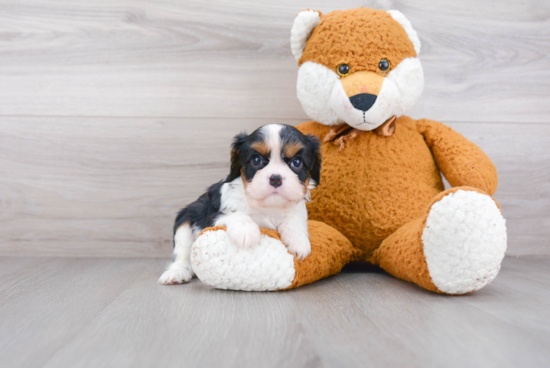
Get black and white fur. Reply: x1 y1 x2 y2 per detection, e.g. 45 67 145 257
159 124 322 285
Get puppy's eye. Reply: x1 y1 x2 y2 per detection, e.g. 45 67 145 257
337 64 350 77
251 154 263 168
378 58 391 73
290 158 303 169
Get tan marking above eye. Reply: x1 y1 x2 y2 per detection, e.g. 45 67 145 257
283 141 304 158
250 140 270 156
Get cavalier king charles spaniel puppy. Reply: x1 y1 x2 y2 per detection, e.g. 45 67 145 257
159 124 322 284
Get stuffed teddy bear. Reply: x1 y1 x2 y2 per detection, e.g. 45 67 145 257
190 7 507 294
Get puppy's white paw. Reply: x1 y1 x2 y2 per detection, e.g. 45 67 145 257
283 233 311 260
158 265 194 285
226 221 262 249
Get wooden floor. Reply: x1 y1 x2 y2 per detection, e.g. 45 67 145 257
0 256 548 368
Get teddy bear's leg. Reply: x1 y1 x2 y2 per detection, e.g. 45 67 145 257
372 187 507 294
191 220 359 291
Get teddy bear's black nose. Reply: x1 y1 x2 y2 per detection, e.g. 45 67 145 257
349 93 377 112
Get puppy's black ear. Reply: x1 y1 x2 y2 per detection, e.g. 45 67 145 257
227 132 248 182
305 134 322 186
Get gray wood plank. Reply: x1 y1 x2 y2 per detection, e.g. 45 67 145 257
294 263 550 368
458 257 550 334
0 258 151 368
0 117 548 257
0 257 49 279
0 0 548 123
0 256 548 368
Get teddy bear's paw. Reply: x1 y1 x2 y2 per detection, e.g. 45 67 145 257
158 264 194 285
191 229 296 291
422 190 507 294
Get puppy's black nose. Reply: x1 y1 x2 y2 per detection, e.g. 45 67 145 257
349 93 377 112
269 174 282 188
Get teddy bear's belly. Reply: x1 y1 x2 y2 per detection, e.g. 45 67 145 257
306 127 444 261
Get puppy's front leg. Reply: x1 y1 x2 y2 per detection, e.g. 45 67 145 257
278 216 311 260
216 212 262 249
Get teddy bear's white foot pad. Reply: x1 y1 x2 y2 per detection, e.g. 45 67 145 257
422 190 507 294
191 230 296 291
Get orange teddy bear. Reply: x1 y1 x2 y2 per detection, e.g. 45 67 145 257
190 8 507 294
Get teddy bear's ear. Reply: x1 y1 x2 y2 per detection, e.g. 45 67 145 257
387 10 421 55
290 10 322 61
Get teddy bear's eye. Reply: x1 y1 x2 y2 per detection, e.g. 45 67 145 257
337 64 350 77
378 58 391 73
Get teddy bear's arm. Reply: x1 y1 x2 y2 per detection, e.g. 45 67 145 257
417 119 498 195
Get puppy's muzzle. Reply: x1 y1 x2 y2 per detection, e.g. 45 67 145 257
349 93 377 112
269 174 282 188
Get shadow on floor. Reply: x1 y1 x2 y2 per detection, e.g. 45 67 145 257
340 261 385 273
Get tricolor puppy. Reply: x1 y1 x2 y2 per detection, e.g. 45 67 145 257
159 124 321 285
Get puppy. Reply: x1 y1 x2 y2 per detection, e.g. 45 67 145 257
158 124 322 285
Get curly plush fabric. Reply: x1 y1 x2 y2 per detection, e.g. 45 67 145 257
293 119 505 293
417 120 498 195
189 7 507 294
192 221 358 291
421 189 506 294
299 8 417 76
192 226 295 291
372 187 505 294
291 10 322 61
285 220 360 289
296 118 500 262
297 117 446 260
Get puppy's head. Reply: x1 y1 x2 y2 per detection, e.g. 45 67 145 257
228 124 321 208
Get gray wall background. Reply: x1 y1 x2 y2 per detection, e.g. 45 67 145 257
0 0 548 258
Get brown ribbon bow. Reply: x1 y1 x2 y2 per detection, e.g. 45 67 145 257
323 115 397 151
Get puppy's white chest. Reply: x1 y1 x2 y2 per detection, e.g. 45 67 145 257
249 210 286 230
